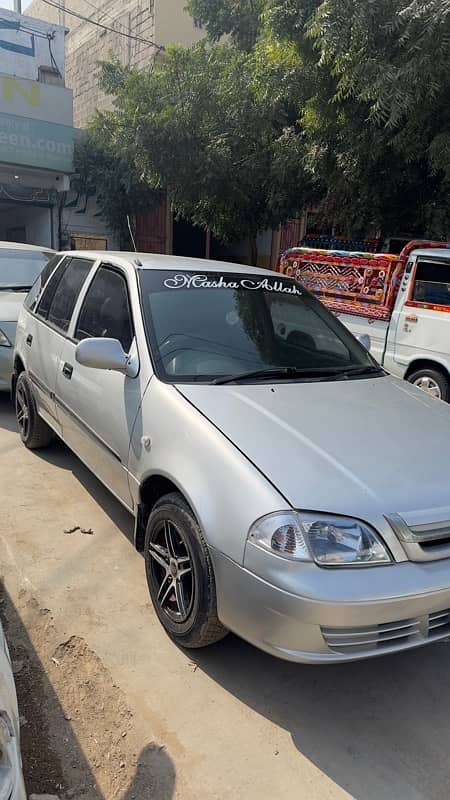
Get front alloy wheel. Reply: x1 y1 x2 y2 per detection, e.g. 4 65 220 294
144 493 227 649
148 520 194 622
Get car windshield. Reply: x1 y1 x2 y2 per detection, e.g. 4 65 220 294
0 248 53 291
139 269 380 384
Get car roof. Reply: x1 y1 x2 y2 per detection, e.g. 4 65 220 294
58 251 278 277
0 241 55 253
411 248 450 258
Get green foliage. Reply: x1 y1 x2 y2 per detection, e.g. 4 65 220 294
266 0 450 237
73 116 160 248
91 44 312 258
78 0 450 252
185 0 265 50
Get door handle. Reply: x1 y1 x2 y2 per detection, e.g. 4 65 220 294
26 334 33 346
62 362 73 380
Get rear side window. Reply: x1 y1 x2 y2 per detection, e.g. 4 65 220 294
75 266 133 353
36 257 93 333
25 254 63 311
413 260 450 306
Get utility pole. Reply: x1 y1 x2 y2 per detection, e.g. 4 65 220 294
14 1 22 12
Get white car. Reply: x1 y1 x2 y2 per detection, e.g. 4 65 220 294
0 242 55 391
0 620 26 799
11 251 450 663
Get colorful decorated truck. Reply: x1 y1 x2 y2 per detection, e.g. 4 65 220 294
277 241 450 401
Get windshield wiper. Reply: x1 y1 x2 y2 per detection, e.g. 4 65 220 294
213 366 349 385
0 285 32 292
213 364 384 386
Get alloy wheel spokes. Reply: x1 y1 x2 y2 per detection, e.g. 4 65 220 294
149 520 194 622
16 387 29 435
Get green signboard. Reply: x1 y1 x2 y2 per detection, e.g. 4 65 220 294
0 111 74 172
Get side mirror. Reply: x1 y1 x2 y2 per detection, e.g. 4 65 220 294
357 334 371 351
75 337 129 373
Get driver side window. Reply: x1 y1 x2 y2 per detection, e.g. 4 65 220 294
75 265 133 353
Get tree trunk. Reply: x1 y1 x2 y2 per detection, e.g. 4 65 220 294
249 237 258 266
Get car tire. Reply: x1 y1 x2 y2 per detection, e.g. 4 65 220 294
144 492 228 649
407 367 450 402
15 372 54 449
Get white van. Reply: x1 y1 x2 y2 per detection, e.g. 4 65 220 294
278 241 450 400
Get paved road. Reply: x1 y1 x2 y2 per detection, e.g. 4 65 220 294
0 393 449 800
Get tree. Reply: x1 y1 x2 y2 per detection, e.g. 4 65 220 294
90 43 312 263
265 0 450 238
186 0 265 50
74 120 160 249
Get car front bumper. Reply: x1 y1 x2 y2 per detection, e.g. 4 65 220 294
0 345 13 392
211 547 450 663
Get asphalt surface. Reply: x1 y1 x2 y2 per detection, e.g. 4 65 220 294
0 392 449 800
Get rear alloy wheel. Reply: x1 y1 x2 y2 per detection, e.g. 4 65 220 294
408 368 450 402
15 372 54 449
145 493 227 649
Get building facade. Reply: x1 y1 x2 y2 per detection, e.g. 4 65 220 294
26 0 204 127
0 6 74 247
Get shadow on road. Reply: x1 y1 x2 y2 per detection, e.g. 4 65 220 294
0 583 176 800
122 745 176 800
33 436 135 547
189 633 450 800
0 392 18 433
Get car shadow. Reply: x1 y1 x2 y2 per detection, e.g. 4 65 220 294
35 436 136 548
188 633 450 800
0 582 176 800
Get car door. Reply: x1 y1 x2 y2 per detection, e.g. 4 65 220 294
390 256 450 372
54 263 142 510
25 256 94 431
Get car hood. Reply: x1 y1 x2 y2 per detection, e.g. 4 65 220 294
0 290 26 321
178 375 450 520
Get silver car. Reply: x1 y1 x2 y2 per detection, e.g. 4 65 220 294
11 252 450 662
0 619 26 800
0 242 55 391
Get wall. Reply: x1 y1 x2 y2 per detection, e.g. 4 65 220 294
155 0 204 48
0 7 66 80
26 0 203 129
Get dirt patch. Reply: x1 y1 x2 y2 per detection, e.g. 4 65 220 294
0 586 176 800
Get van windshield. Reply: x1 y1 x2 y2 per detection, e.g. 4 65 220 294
139 270 380 384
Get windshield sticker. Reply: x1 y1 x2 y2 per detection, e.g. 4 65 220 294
163 274 302 294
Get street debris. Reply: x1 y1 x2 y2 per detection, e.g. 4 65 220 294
51 657 60 667
12 658 25 675
64 526 95 535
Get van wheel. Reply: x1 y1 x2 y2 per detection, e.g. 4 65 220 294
15 372 54 449
144 493 228 649
407 368 450 401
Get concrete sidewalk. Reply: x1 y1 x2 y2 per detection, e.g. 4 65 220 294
0 394 447 800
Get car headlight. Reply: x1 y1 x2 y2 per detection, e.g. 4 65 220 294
248 511 391 566
0 329 11 347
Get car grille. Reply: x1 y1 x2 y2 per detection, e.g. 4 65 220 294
322 608 450 655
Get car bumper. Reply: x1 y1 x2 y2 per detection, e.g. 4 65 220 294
0 345 13 392
211 547 450 663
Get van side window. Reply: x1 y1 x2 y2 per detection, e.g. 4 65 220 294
36 257 93 333
75 266 133 353
412 260 450 306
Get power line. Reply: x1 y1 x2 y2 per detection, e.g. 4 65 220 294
79 0 135 42
39 0 165 51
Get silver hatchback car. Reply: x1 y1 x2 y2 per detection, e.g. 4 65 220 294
12 252 450 662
